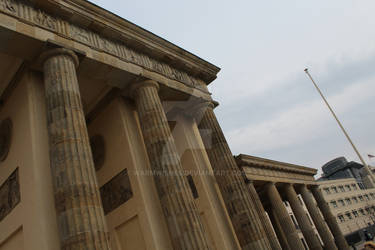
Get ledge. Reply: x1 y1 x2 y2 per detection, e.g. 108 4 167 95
235 154 318 176
30 0 220 84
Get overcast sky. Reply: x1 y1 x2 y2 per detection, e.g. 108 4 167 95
90 0 375 177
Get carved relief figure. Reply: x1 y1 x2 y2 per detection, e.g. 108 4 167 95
70 25 91 44
100 169 133 214
0 169 20 222
34 9 56 30
0 0 16 13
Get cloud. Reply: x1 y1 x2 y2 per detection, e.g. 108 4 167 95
217 53 375 173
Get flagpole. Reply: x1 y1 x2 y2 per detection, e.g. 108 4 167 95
304 68 375 186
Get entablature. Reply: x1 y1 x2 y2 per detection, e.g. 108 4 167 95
235 154 318 185
0 0 219 101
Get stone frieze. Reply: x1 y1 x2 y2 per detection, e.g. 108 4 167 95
0 0 207 92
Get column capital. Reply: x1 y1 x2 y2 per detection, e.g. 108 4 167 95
186 99 216 122
39 48 79 68
129 79 159 99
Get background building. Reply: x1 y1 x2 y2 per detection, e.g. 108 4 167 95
318 157 375 244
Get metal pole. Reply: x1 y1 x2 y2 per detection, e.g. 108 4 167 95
304 68 375 185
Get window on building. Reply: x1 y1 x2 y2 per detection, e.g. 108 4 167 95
370 193 375 199
364 194 370 201
345 198 352 205
332 187 338 193
338 199 345 206
345 185 351 191
359 196 364 202
339 186 345 192
366 207 371 213
353 210 359 217
346 213 352 220
352 197 358 203
358 182 365 190
338 215 345 222
330 201 338 208
352 184 358 190
324 188 331 195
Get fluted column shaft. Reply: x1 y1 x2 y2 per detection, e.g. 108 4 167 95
285 184 322 250
300 185 338 250
269 208 291 250
131 80 209 250
193 102 271 249
266 183 305 250
247 181 281 250
311 186 350 250
40 48 110 250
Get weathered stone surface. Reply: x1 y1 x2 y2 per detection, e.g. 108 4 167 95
130 80 210 250
284 184 322 250
247 181 281 250
0 0 208 92
192 101 272 250
265 182 305 250
0 168 19 222
40 48 110 250
100 169 133 215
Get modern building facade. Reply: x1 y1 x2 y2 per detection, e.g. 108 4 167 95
319 157 366 184
318 177 375 236
0 1 349 249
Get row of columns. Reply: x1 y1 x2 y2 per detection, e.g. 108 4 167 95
40 48 211 249
38 47 350 250
192 102 272 249
255 181 349 250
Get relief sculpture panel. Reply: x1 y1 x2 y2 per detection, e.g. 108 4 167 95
0 168 20 222
0 0 208 92
0 0 16 13
100 169 133 215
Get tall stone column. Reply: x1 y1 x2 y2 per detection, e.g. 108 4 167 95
311 186 350 250
265 182 305 250
39 48 110 250
268 207 291 250
299 185 338 250
191 101 271 249
130 80 209 250
247 181 281 250
285 184 322 250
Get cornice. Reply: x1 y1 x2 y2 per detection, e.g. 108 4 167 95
235 154 317 176
30 0 220 84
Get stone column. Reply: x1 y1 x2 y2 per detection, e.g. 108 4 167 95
299 185 338 250
247 181 281 250
39 48 110 250
285 184 322 250
269 207 291 250
191 101 271 249
311 186 350 250
265 182 305 250
130 80 209 250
